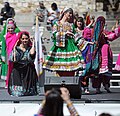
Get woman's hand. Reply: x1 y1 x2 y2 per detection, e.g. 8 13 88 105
66 31 74 37
103 32 108 37
60 87 70 102
31 38 35 47
30 37 35 55
89 42 94 45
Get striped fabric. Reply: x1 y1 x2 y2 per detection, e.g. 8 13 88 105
43 22 85 74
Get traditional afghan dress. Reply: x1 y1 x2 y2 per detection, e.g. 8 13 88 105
43 21 85 76
75 27 93 89
74 27 93 77
108 26 120 71
8 46 38 96
99 26 120 75
115 53 120 71
75 27 93 64
0 33 7 80
90 17 120 88
0 20 20 81
5 31 20 87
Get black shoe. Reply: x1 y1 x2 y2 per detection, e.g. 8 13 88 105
104 88 111 93
104 84 111 93
95 88 102 94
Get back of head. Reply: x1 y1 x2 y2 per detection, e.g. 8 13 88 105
42 89 64 116
95 16 105 31
92 16 105 41
99 113 112 116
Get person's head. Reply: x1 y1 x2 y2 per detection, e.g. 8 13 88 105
75 16 85 30
7 18 16 26
94 16 105 31
4 2 10 8
99 113 112 116
7 20 15 33
92 16 105 46
82 12 88 20
60 8 74 23
74 11 79 19
42 88 64 116
17 31 31 46
51 3 58 11
6 18 17 33
39 1 45 9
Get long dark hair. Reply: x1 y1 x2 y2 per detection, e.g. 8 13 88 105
75 16 85 30
17 31 31 46
51 2 58 11
42 88 64 116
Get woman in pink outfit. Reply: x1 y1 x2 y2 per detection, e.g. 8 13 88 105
115 54 120 71
114 22 120 71
93 18 120 93
5 20 19 88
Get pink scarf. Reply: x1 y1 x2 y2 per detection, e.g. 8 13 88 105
6 32 18 58
5 32 18 87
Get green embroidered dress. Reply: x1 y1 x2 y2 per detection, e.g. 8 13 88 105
0 33 7 80
43 21 85 74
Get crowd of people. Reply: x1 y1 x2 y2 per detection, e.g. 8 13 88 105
0 1 120 95
0 1 120 116
40 3 120 94
0 1 120 96
33 1 60 26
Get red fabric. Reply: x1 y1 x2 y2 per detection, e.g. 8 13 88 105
86 13 91 26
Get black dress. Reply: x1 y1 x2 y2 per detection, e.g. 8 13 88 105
8 46 39 96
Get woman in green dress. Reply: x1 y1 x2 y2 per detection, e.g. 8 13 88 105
0 18 20 86
43 8 85 76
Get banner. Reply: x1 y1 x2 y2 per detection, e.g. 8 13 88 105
34 16 43 76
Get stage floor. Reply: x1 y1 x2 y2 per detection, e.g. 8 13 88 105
0 87 120 103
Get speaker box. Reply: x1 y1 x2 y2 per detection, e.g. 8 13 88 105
44 76 81 99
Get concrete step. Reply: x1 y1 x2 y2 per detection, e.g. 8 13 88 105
106 10 120 19
0 79 5 88
110 80 120 88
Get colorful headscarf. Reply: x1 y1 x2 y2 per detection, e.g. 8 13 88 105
1 18 20 36
7 21 15 29
59 7 73 21
83 16 105 76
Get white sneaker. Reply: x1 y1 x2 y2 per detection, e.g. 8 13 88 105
84 89 90 94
